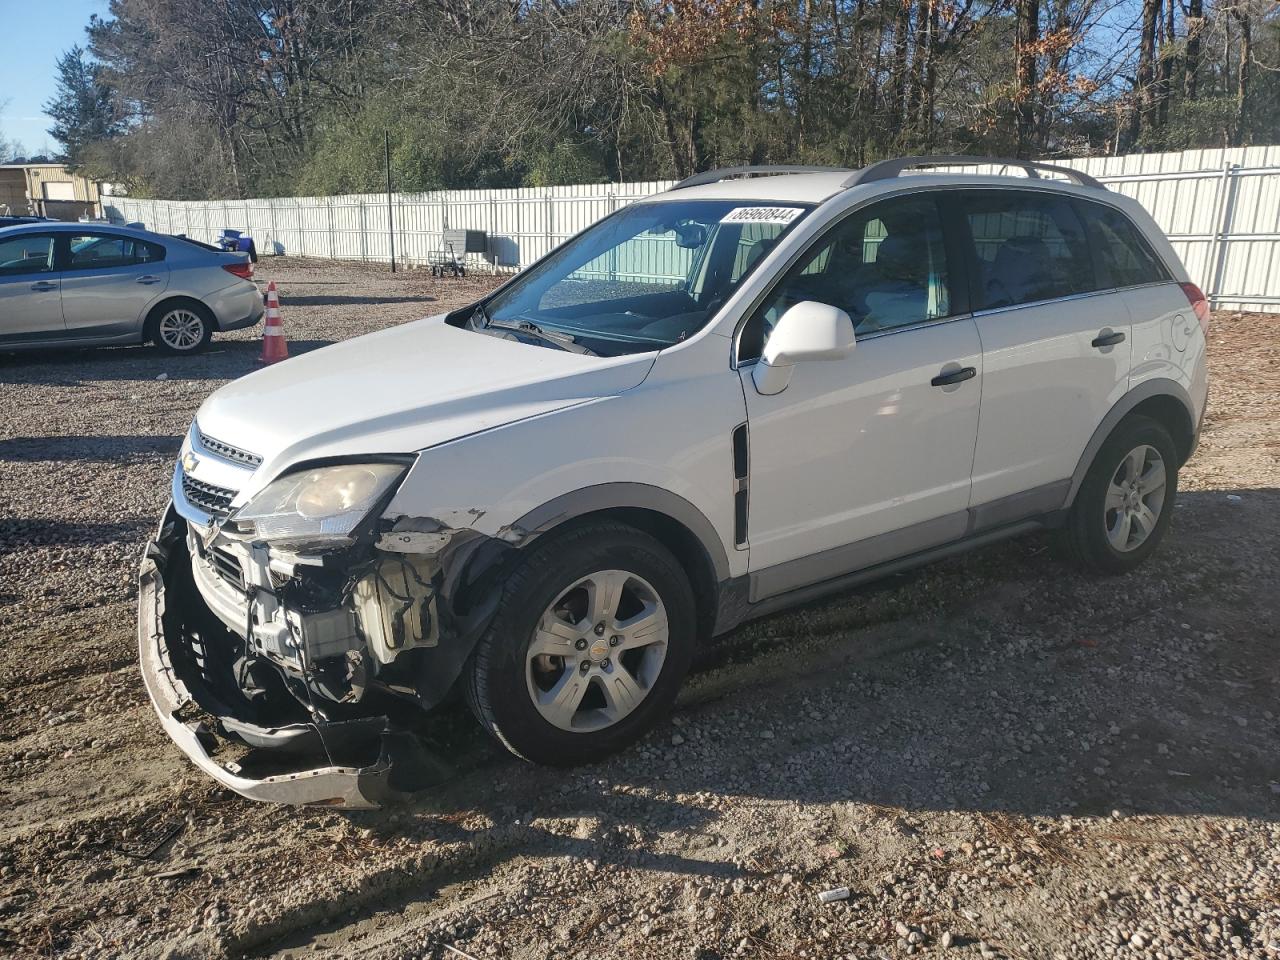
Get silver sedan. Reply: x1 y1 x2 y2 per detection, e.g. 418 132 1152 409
0 222 262 355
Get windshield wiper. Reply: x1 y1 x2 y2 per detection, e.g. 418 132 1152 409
482 314 596 356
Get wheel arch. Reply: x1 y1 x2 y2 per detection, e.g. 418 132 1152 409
406 487 726 710
1066 379 1196 506
507 484 729 640
144 295 215 340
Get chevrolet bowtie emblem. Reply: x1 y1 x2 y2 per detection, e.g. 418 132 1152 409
181 451 200 473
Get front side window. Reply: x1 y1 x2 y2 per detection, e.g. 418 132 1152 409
740 194 952 361
960 190 1094 309
66 234 163 270
1076 203 1169 288
477 200 811 356
0 234 55 276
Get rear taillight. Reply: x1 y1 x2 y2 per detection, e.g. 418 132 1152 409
222 261 254 280
1180 282 1210 335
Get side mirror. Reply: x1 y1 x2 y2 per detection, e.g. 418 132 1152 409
751 301 856 395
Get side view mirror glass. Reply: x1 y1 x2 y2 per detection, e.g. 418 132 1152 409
752 301 856 395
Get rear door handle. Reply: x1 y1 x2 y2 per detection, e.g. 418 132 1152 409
931 366 977 387
136 275 162 285
1092 330 1126 348
30 280 58 292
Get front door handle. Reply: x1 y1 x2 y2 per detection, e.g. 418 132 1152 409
931 366 977 387
30 280 58 292
1092 330 1126 348
135 275 162 285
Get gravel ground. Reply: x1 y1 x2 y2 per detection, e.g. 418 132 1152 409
0 259 1276 960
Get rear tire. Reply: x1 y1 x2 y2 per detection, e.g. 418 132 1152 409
1061 415 1179 575
148 300 214 355
463 521 696 765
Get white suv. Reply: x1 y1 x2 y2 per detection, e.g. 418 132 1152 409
139 157 1209 806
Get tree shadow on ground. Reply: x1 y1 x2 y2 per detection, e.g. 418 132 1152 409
391 484 1280 838
0 435 182 462
241 486 1280 955
0 339 336 385
282 295 434 307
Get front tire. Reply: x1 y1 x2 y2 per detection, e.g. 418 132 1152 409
1062 415 1179 574
463 521 696 765
148 301 214 355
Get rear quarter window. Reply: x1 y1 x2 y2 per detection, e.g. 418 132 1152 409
1075 202 1170 288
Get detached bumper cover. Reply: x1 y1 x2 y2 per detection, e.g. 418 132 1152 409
138 547 397 808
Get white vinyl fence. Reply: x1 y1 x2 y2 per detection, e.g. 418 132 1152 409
106 145 1280 312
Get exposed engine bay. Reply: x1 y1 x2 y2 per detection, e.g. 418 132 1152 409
189 525 442 709
139 493 514 807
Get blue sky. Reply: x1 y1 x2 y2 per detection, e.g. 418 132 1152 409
0 0 108 154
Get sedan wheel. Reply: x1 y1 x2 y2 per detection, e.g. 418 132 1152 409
159 309 205 349
151 303 213 354
526 570 669 733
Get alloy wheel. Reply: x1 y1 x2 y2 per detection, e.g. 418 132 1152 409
158 309 205 350
525 569 669 732
1104 443 1167 552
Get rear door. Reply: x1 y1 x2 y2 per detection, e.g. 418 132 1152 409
57 232 169 338
956 189 1132 513
1074 200 1186 393
0 232 64 343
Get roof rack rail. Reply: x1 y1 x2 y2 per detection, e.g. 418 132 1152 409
843 155 1104 191
671 164 853 190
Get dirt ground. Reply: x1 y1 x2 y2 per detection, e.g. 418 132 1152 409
0 258 1276 960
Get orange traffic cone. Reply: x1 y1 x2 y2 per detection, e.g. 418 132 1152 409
260 281 289 364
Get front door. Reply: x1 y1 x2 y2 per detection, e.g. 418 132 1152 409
0 232 63 344
954 190 1133 509
58 232 169 338
737 193 983 600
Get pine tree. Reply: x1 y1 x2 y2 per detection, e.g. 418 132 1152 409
44 46 120 165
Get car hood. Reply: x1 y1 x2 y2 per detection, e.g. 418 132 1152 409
194 315 656 481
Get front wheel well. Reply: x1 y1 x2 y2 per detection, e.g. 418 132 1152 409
517 508 721 642
1125 394 1195 466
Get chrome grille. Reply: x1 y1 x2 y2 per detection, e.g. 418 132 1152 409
181 473 236 517
197 430 263 467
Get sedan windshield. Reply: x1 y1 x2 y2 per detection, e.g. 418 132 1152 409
474 199 811 356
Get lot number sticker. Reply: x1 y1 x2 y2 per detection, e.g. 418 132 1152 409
720 206 805 225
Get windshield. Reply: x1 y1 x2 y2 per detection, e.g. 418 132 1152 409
476 199 811 356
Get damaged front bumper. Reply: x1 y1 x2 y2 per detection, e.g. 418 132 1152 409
137 507 454 808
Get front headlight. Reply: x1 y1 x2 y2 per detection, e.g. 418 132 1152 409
231 462 407 549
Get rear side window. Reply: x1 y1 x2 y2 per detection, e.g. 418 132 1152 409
0 234 55 275
65 234 165 270
959 191 1094 309
1076 203 1169 288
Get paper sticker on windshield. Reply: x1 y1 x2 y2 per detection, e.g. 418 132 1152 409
720 206 804 225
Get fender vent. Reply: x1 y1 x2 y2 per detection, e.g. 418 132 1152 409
732 423 749 546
